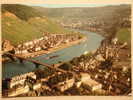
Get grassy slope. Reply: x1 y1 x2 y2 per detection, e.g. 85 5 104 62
2 16 43 45
2 15 72 45
116 28 131 45
28 17 69 34
2 4 75 45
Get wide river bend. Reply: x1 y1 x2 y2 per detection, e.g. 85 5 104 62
2 29 104 79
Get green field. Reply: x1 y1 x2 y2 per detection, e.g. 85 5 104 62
2 16 43 45
2 15 81 45
116 28 131 46
28 17 69 34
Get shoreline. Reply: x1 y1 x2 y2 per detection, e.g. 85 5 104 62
15 36 87 58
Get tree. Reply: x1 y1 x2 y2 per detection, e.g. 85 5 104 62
34 69 45 79
59 62 73 71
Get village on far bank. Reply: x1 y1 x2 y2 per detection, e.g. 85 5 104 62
2 31 84 59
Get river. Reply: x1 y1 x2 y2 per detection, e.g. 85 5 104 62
2 29 104 79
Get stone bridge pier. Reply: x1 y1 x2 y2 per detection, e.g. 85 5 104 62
33 62 41 68
3 53 42 68
3 53 16 61
18 58 24 63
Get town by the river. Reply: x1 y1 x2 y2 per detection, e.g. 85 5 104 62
2 4 131 97
2 29 103 79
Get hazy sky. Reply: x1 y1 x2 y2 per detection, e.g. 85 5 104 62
2 0 131 5
27 3 125 8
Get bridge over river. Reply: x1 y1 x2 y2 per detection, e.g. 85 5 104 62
4 53 67 73
2 29 104 79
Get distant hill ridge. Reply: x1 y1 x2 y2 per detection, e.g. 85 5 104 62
33 4 131 25
2 4 43 21
33 4 131 46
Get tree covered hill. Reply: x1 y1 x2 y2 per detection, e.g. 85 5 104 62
34 4 131 45
2 4 43 21
34 4 131 22
2 4 71 45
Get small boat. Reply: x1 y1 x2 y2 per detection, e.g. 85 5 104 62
84 51 88 55
44 55 59 60
49 55 59 59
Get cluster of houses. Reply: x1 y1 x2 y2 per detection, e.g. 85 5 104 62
73 38 119 71
2 71 41 97
60 15 131 36
14 32 81 55
2 37 130 96
2 40 14 53
3 65 103 97
7 72 37 89
71 38 131 95
59 17 105 29
2 69 74 97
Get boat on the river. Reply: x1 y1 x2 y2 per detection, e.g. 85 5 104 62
84 51 88 55
45 55 59 59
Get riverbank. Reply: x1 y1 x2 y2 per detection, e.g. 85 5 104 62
3 30 103 79
15 36 87 58
3 37 131 97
